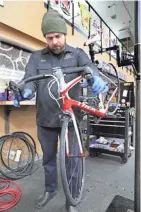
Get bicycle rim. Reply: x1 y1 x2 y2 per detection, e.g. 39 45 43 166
60 114 85 206
102 62 120 115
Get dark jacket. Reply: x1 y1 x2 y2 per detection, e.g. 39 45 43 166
23 44 99 127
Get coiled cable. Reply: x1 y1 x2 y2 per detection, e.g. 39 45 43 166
0 179 22 211
0 131 39 180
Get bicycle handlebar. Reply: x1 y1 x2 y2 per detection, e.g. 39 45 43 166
9 66 94 93
63 66 93 75
19 74 49 86
9 66 94 89
62 66 94 86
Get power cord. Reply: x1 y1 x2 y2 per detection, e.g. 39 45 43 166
0 179 22 211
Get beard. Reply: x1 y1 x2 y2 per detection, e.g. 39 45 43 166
48 42 66 55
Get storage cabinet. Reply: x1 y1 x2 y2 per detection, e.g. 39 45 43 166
86 108 134 163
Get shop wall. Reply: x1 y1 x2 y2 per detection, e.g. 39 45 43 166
0 23 46 50
0 107 5 135
0 1 134 81
0 1 47 42
0 1 134 155
0 1 47 153
9 106 42 153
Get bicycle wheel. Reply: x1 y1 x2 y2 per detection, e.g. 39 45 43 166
60 114 85 206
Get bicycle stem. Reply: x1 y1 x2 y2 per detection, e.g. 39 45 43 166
52 67 66 90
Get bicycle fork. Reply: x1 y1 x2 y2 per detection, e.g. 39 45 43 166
65 113 85 158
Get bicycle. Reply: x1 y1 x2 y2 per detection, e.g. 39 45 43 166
9 64 120 207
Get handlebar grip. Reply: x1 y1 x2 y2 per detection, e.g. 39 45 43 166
9 81 22 105
9 80 18 90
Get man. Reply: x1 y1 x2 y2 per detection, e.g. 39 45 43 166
14 9 108 212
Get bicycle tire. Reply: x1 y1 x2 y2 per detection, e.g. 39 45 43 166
0 134 36 180
60 114 85 206
107 63 120 115
100 62 120 115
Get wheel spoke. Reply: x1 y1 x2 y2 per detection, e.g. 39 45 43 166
60 116 85 206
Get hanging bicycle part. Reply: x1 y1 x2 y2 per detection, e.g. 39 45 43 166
83 40 120 122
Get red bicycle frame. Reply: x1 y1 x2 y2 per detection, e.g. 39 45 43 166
60 75 118 117
9 68 118 159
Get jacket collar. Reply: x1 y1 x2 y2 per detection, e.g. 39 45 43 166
42 44 74 55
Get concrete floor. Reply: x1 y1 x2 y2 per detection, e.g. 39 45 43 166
7 152 134 212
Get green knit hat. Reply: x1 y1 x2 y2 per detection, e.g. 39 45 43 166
41 9 67 36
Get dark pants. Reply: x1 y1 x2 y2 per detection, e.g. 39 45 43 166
37 125 81 197
37 125 61 192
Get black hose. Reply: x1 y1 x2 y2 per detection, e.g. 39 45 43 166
0 132 39 180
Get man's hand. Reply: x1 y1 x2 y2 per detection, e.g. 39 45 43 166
22 88 33 99
81 76 108 96
14 88 33 107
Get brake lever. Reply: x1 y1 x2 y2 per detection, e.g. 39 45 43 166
9 80 35 104
85 74 94 87
9 81 21 106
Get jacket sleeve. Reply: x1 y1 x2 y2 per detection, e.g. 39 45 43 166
23 53 38 93
76 47 99 76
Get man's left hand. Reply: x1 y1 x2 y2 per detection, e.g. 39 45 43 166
13 88 33 107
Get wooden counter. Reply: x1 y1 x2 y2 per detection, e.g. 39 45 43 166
0 101 35 105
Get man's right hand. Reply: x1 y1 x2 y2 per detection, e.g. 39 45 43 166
14 88 33 107
81 76 108 96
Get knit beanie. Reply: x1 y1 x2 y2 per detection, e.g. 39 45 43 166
41 9 67 36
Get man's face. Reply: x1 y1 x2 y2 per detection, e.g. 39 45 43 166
45 33 66 54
